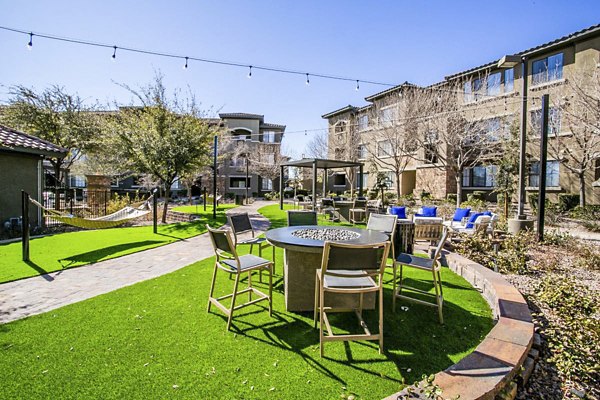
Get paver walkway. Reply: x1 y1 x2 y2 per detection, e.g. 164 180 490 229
0 201 272 324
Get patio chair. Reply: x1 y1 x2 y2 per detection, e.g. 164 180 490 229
287 210 318 226
314 240 391 356
366 213 399 291
394 227 449 323
206 225 273 331
227 212 276 276
320 198 340 222
414 222 444 245
349 199 368 224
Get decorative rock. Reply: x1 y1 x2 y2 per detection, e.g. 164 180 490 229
519 357 535 385
528 348 540 361
291 228 360 241
533 333 542 349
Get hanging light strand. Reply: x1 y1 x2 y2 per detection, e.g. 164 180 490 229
0 25 395 88
27 32 33 49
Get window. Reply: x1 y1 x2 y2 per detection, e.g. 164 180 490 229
334 121 347 134
261 178 273 191
486 72 501 96
69 175 86 188
529 161 560 187
473 78 483 101
263 153 275 164
377 140 393 157
229 177 250 188
504 68 514 92
462 165 497 187
131 176 142 188
110 177 120 188
424 131 438 164
530 107 561 136
172 178 182 190
230 158 245 167
383 171 395 186
357 144 368 159
483 117 502 142
532 53 563 85
357 172 369 189
595 158 600 182
263 131 276 143
380 107 395 127
333 174 346 186
463 81 473 102
358 115 369 131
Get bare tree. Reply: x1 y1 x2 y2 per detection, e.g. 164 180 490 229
546 66 600 206
406 79 506 206
305 131 329 159
329 118 361 195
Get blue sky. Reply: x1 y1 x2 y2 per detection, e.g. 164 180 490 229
0 1 597 157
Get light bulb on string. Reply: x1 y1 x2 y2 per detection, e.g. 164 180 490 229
183 57 188 70
304 130 307 136
305 73 310 86
247 66 252 78
111 46 117 62
355 80 360 91
27 32 33 50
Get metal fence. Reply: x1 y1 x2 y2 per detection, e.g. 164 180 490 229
42 188 111 227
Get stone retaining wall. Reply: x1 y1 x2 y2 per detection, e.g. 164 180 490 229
166 210 203 223
385 251 535 400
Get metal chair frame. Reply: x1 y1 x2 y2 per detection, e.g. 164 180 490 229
287 210 318 226
206 225 273 331
349 199 368 224
227 213 276 275
394 227 449 323
314 241 391 357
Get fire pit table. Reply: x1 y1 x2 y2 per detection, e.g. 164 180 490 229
265 226 389 312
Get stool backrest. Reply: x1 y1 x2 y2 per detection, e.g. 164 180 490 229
353 199 368 209
287 210 318 226
228 213 253 236
321 242 390 279
207 225 238 260
367 213 397 235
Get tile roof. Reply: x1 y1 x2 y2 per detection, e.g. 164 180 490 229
0 124 68 157
445 23 600 80
219 113 264 121
364 81 417 102
260 122 286 130
321 105 357 119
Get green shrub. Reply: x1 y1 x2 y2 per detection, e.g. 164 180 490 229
536 275 600 386
470 191 487 201
420 190 431 200
460 197 487 212
568 205 600 221
446 193 457 204
558 193 580 211
529 193 539 213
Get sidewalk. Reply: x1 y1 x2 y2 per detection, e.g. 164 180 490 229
0 201 272 324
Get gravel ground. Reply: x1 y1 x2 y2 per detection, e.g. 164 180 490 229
504 239 600 400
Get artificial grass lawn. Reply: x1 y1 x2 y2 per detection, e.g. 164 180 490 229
0 204 238 284
0 203 493 399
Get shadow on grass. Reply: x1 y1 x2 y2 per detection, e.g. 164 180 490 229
23 260 55 282
59 240 164 267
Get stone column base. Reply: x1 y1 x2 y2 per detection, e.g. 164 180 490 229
507 218 535 234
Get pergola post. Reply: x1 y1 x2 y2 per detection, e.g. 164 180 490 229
279 165 284 210
312 160 317 210
322 168 327 196
358 164 364 197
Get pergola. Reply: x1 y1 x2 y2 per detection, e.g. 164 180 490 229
279 158 365 210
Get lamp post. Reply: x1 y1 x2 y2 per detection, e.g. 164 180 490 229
497 55 535 232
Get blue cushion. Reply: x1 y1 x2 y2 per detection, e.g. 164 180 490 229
482 210 493 217
419 206 437 217
465 212 483 229
390 206 406 219
452 207 471 222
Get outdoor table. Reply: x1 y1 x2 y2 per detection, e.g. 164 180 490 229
265 226 389 312
332 201 354 222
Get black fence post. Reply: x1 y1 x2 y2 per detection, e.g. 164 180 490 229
153 188 158 234
213 135 218 220
537 94 550 242
22 190 30 261
203 187 207 212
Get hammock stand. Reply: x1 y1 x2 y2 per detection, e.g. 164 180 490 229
21 189 158 261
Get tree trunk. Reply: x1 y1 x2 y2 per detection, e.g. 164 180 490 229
455 174 462 208
162 183 171 223
187 186 192 205
579 172 586 207
396 172 401 199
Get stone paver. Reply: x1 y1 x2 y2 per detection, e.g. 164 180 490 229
0 201 273 324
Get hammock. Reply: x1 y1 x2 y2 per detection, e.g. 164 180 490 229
29 198 152 229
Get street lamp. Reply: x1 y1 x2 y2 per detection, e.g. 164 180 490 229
497 55 534 232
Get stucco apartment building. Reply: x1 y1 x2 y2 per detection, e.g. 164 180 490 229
218 113 286 198
322 24 600 204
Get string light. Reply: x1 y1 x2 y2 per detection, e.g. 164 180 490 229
111 45 117 61
247 65 252 78
27 32 33 50
355 80 359 91
305 73 310 86
183 56 188 69
0 25 394 88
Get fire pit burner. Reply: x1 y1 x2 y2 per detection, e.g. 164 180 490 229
291 228 360 241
